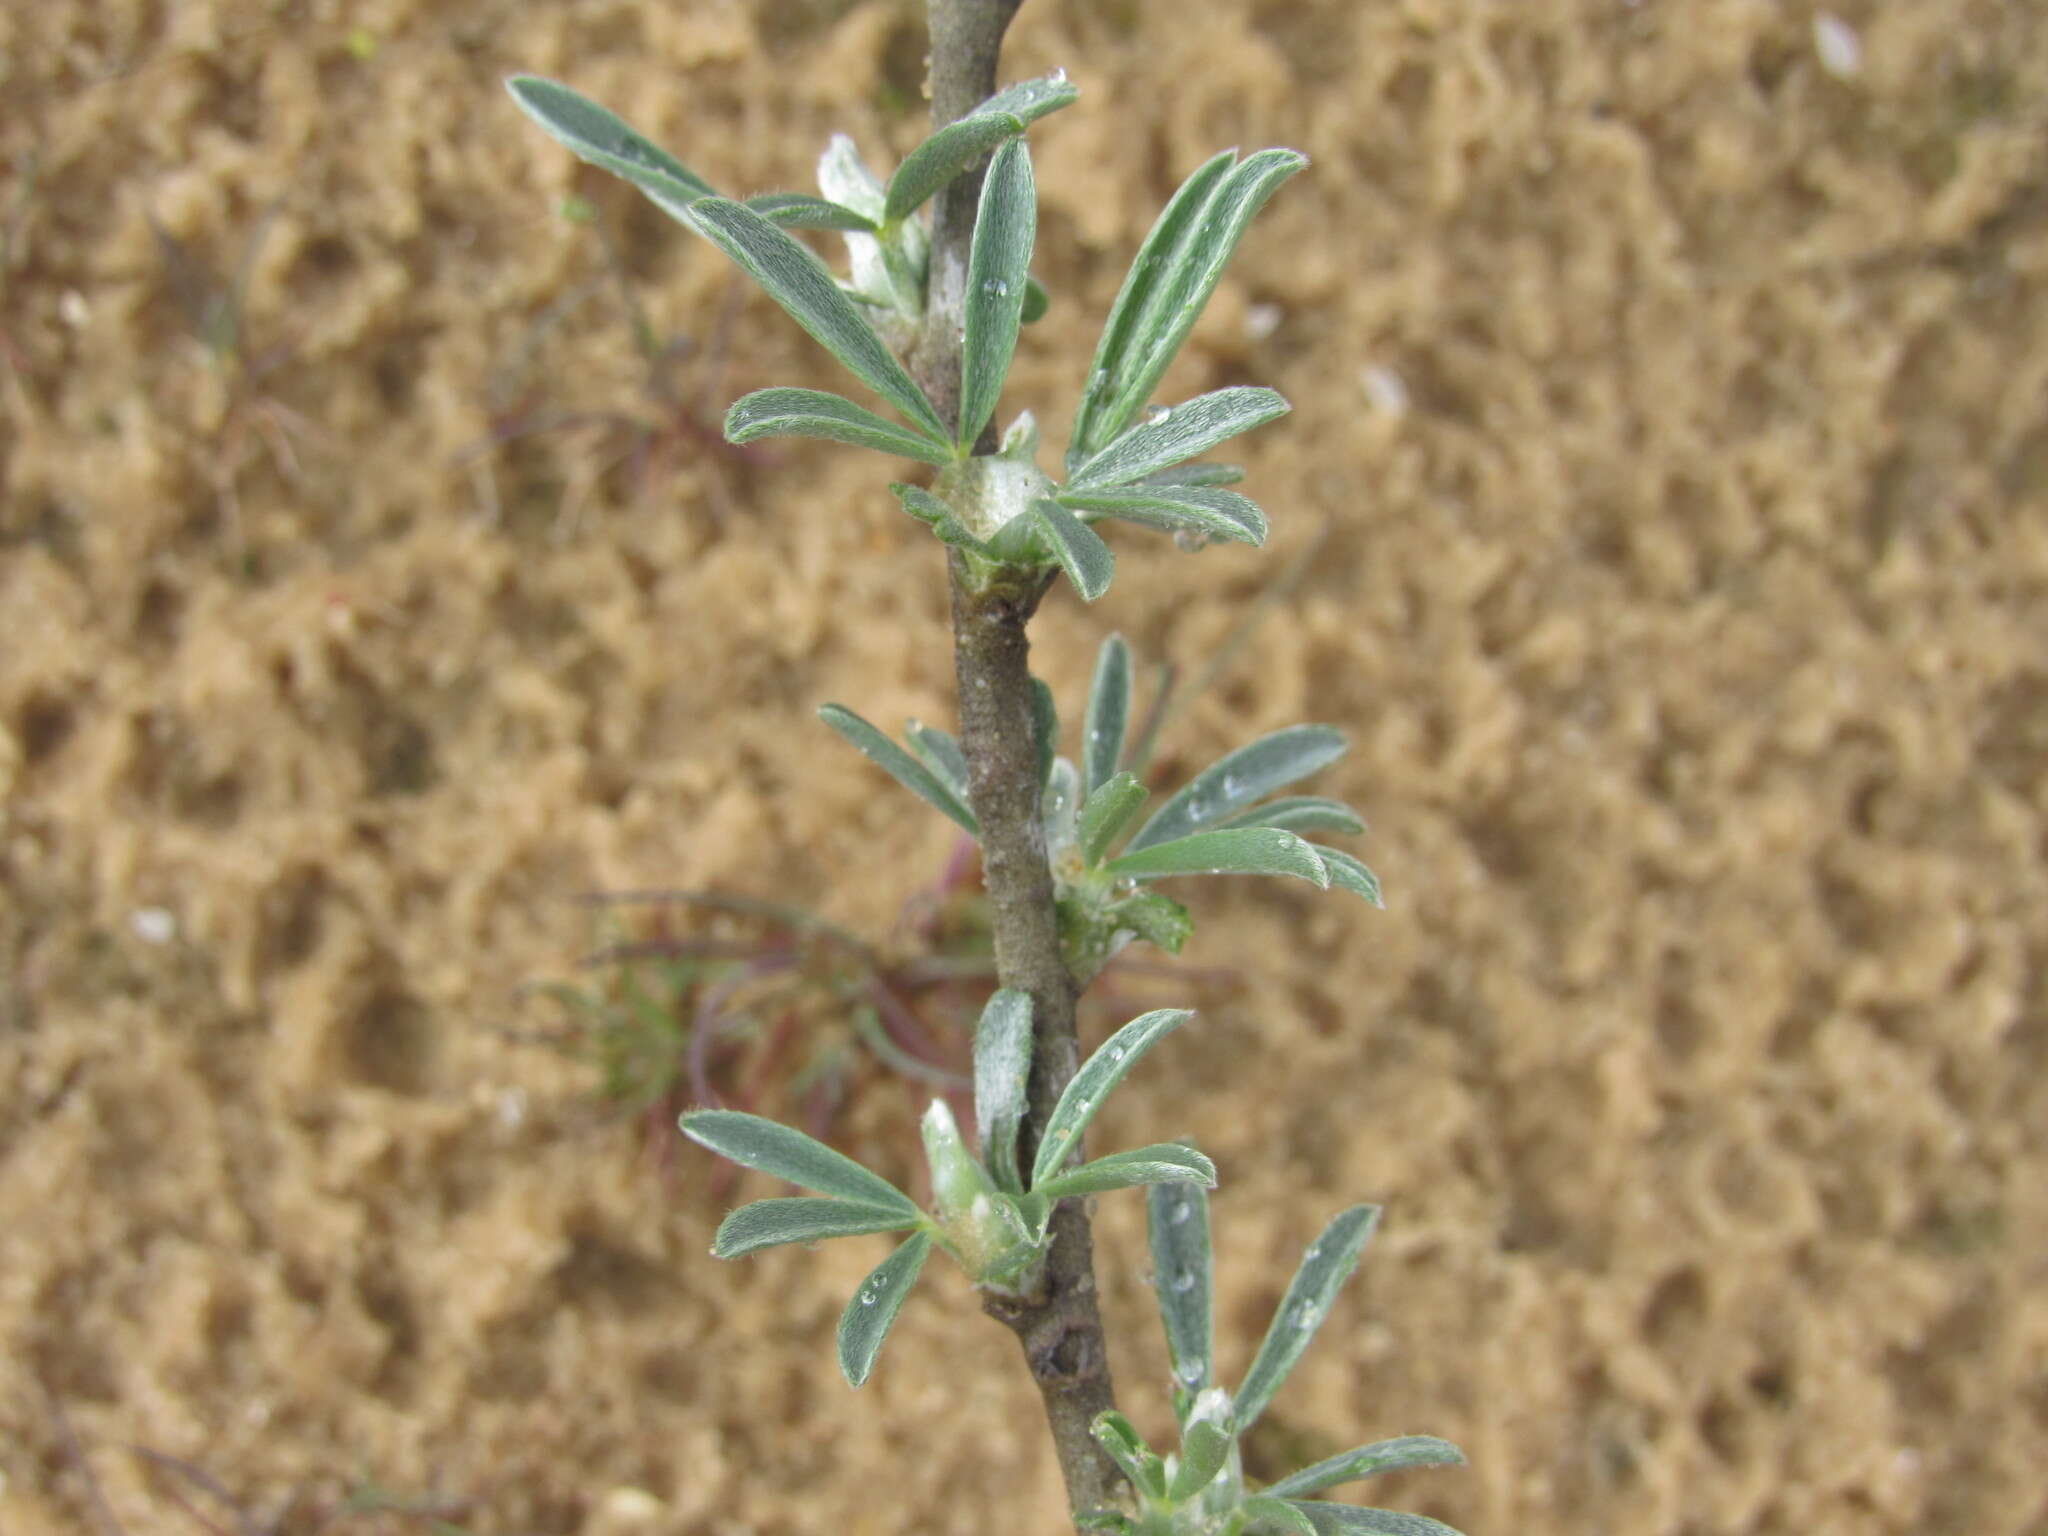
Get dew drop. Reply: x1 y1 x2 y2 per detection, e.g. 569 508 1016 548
1172 1270 1197 1294
1292 1302 1320 1330
1086 368 1110 398
1144 404 1172 425
1109 1045 1127 1062
983 277 1010 297
1220 773 1241 798
860 1289 878 1306
1178 1357 1206 1386
1050 66 1068 85
1170 1199 1193 1225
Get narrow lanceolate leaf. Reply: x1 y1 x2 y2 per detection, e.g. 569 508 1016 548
818 703 980 835
1102 827 1330 889
837 1231 932 1387
904 721 970 806
711 1197 922 1259
1239 1498 1318 1536
1113 889 1194 954
1077 771 1148 866
680 1110 920 1216
1235 1204 1382 1431
958 137 1036 448
1141 461 1245 489
1099 148 1309 440
1168 1419 1234 1502
1148 1177 1214 1398
1091 1412 1168 1501
506 76 716 222
725 388 954 466
1309 845 1384 909
1030 1008 1194 1189
743 192 878 231
1083 633 1132 797
1059 485 1268 547
892 483 991 554
1070 150 1236 464
687 199 945 440
1129 725 1349 852
1031 499 1115 601
1067 386 1291 491
1218 796 1367 837
1033 1142 1217 1200
1285 1504 1466 1536
883 111 1025 224
975 71 1080 127
973 989 1034 1195
1021 274 1050 324
1263 1438 1469 1501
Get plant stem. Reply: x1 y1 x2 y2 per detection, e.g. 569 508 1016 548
922 0 1127 1520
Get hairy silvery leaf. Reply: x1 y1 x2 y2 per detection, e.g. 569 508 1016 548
1286 1505 1465 1536
506 76 716 222
1235 1204 1381 1431
904 721 970 805
1096 148 1309 441
1033 1142 1216 1200
975 70 1080 126
1148 1177 1214 1401
1168 1418 1234 1502
1307 844 1384 909
725 388 954 465
973 989 1034 1195
1069 150 1235 464
1031 1008 1194 1189
712 1197 922 1258
679 1110 920 1216
1021 274 1050 324
1082 633 1132 797
837 1231 932 1387
1141 461 1245 489
1102 826 1330 889
1129 724 1348 852
686 199 946 440
883 111 1025 224
1218 796 1367 837
1031 499 1115 602
743 192 878 231
1264 1439 1468 1501
1240 1498 1319 1535
1076 771 1147 865
818 133 886 218
959 137 1036 449
892 483 992 554
1067 386 1290 491
1091 1411 1168 1501
1043 757 1082 853
1059 484 1268 547
817 703 980 835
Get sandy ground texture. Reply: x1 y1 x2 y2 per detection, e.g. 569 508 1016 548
3 0 2046 1532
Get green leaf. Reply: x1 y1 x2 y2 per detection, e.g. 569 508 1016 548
1044 756 1082 849
1031 1008 1194 1189
1263 1439 1468 1501
1129 725 1349 852
1218 796 1367 837
1285 1505 1465 1536
959 137 1037 449
973 989 1034 1195
1077 771 1148 866
1097 148 1309 442
711 1197 922 1259
725 387 955 465
686 198 946 439
1141 462 1244 489
1091 1411 1168 1501
1033 1142 1217 1200
1082 633 1132 797
1235 1205 1382 1431
1030 499 1115 601
743 191 878 231
891 482 992 553
1240 1497 1319 1535
506 76 716 220
837 1231 932 1387
818 703 980 835
1059 484 1268 547
1168 1419 1234 1502
975 71 1081 127
679 1110 920 1216
1075 1514 1139 1536
1309 845 1384 909
817 133 886 220
1114 889 1194 954
1070 149 1237 464
1067 386 1291 491
904 720 970 805
1102 827 1330 888
884 111 1025 225
1031 676 1060 793
1021 274 1050 324
1148 1178 1214 1399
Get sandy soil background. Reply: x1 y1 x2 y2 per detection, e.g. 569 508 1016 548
3 1 2045 1532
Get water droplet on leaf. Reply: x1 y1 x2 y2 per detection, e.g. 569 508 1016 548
860 1289 878 1306
1172 1270 1196 1293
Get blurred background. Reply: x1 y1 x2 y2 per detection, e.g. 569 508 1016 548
2 1 2043 1531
